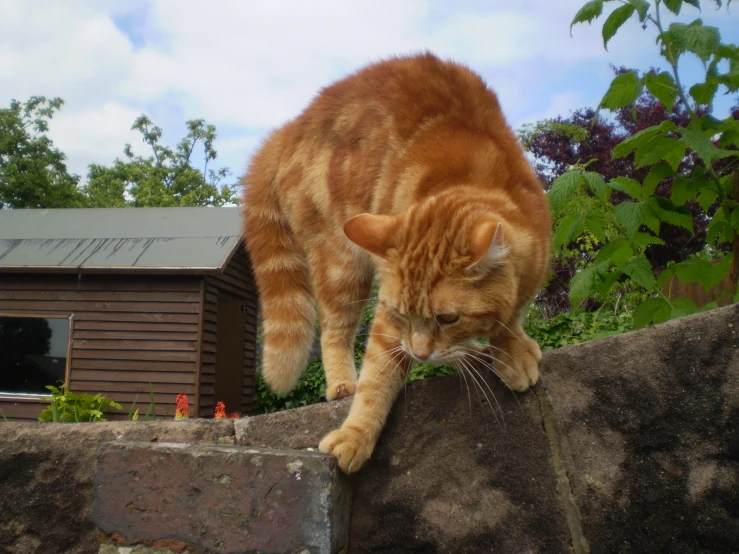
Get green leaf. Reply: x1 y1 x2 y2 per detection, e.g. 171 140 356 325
730 208 739 233
622 256 655 290
657 264 677 289
665 20 721 63
643 163 675 198
594 237 633 266
679 127 734 165
721 126 739 149
614 201 647 240
634 137 686 170
672 166 718 211
707 208 732 244
644 71 678 109
571 0 605 33
600 268 624 296
602 4 635 49
648 196 694 233
671 255 732 292
585 216 607 242
569 263 608 307
549 170 584 210
632 232 665 247
583 171 610 202
697 187 719 212
670 297 700 319
671 169 702 206
612 120 677 160
643 206 661 235
663 0 684 14
633 297 671 329
553 214 586 259
626 0 650 20
569 265 599 307
600 71 643 111
609 176 643 200
689 80 718 106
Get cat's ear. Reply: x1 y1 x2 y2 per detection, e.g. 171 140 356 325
344 213 398 259
469 221 510 271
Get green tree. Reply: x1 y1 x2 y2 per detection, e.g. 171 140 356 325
84 116 238 207
0 97 84 208
555 0 739 328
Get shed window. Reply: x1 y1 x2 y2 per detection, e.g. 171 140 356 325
0 315 71 395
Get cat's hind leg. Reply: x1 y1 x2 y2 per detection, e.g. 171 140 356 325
310 244 373 401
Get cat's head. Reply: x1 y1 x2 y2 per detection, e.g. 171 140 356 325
345 197 519 364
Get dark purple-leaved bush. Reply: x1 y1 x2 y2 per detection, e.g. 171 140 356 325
524 67 737 314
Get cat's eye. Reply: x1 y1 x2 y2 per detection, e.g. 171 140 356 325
436 313 459 325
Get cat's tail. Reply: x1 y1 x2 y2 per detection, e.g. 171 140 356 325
243 152 316 395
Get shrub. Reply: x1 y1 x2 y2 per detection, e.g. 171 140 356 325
38 383 121 422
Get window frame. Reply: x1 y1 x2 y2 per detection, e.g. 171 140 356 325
0 312 74 401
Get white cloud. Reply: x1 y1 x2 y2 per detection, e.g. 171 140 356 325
1 0 737 183
48 102 147 177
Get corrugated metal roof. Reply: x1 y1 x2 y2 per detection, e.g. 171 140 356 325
0 207 243 273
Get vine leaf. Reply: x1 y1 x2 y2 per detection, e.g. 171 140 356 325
571 0 605 34
622 256 655 290
600 71 643 111
633 297 671 328
549 169 584 210
644 71 678 110
614 201 647 240
602 4 635 49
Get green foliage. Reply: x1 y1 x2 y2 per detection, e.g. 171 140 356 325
84 116 238 207
254 357 327 414
524 306 634 351
560 0 739 328
517 120 590 149
38 383 121 422
0 97 85 208
1 96 238 209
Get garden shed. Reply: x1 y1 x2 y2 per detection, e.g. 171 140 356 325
0 207 257 421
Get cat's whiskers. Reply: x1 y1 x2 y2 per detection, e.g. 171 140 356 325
376 347 409 392
363 344 404 363
464 347 526 388
457 357 504 428
471 350 535 404
455 359 486 419
492 317 527 347
483 343 523 376
463 350 525 411
341 297 375 307
452 360 473 414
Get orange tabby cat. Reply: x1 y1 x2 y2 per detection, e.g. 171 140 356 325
243 53 551 473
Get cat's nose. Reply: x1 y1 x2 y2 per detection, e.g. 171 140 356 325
412 350 430 360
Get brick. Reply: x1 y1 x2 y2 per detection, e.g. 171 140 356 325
92 442 350 554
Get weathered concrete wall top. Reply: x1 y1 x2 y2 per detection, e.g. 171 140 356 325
1 305 738 553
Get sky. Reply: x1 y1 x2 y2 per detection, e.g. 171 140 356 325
1 0 738 191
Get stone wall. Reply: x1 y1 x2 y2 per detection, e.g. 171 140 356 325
1 305 738 553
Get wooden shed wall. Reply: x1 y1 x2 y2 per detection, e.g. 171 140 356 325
0 274 203 420
201 248 258 417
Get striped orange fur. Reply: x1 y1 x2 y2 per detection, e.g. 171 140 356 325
243 53 551 473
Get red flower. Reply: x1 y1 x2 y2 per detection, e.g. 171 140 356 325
175 394 189 420
229 412 240 419
214 402 227 419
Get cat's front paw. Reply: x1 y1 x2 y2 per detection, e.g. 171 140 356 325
480 340 540 392
325 380 356 401
319 426 372 473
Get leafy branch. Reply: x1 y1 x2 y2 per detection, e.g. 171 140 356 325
561 0 739 327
